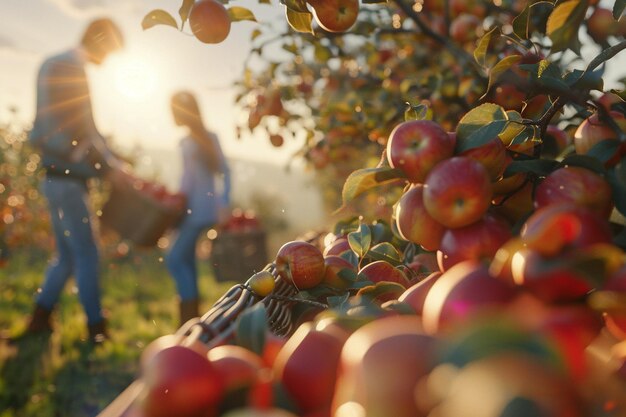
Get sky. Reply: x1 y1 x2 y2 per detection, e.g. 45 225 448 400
0 0 297 164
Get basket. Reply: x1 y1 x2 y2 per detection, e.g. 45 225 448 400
210 229 269 282
100 181 185 248
96 263 302 417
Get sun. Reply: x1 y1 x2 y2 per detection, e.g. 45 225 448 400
108 52 159 101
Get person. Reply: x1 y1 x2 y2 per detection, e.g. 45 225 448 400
22 18 126 344
166 91 231 326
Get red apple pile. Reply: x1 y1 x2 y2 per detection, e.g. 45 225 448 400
221 208 262 233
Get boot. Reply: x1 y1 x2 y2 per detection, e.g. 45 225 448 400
87 319 109 345
26 304 53 333
179 298 200 327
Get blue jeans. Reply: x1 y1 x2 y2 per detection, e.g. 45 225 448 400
165 217 207 301
37 176 103 325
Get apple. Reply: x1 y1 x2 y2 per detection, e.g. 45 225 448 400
322 255 357 290
140 345 224 417
601 267 626 341
397 271 442 315
587 7 619 43
207 344 265 393
308 0 359 33
332 315 437 417
140 334 185 372
437 214 512 271
423 156 493 229
459 137 507 181
574 111 626 157
394 184 445 251
450 13 482 44
492 180 534 224
510 248 598 302
358 260 411 288
273 322 346 414
275 241 325 290
490 83 526 112
520 204 613 257
269 134 284 148
422 260 518 334
542 124 571 157
220 408 298 417
534 166 614 218
189 0 231 44
386 120 455 184
322 237 351 257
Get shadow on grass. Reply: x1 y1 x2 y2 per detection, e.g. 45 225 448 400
0 332 52 412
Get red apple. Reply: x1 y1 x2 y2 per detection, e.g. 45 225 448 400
358 260 411 288
394 184 445 251
308 0 359 33
322 255 357 290
574 111 626 157
423 156 493 229
189 0 231 44
437 214 512 271
459 137 507 181
332 315 437 417
140 345 224 417
275 240 325 289
323 237 351 257
397 271 442 315
520 204 613 257
587 7 619 42
386 120 455 184
534 166 614 218
273 322 346 414
543 124 571 157
207 344 265 393
422 260 517 334
450 13 482 44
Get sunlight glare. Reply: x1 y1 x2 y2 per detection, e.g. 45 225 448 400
109 53 159 101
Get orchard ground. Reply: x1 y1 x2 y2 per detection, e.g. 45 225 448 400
0 249 235 417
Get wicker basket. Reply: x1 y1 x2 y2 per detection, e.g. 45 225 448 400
96 263 303 417
100 181 184 248
210 229 269 283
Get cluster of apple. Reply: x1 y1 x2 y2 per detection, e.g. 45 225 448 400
134 222 626 417
221 208 262 233
128 176 187 212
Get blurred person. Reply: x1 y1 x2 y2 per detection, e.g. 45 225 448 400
166 91 231 326
21 18 126 344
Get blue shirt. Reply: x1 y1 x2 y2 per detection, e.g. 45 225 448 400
179 132 231 226
29 48 115 179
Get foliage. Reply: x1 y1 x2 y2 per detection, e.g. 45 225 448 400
0 251 235 417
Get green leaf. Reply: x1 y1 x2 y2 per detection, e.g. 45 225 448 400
485 55 522 94
546 0 588 54
348 223 372 258
179 0 194 29
251 29 263 41
314 43 332 61
228 6 257 22
404 103 433 121
586 139 622 164
285 8 313 33
356 281 406 302
474 27 497 67
615 0 626 19
283 0 310 13
512 1 554 39
564 69 604 91
235 303 267 355
455 103 508 153
142 9 178 31
367 242 402 265
338 167 405 210
560 154 607 175
616 158 626 188
327 293 351 308
503 159 559 177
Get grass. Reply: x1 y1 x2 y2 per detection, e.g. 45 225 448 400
0 249 237 417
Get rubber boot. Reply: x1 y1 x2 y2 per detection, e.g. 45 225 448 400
87 319 109 345
179 298 200 327
26 304 53 333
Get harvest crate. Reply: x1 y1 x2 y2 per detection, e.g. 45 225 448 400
100 181 185 248
210 229 269 282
